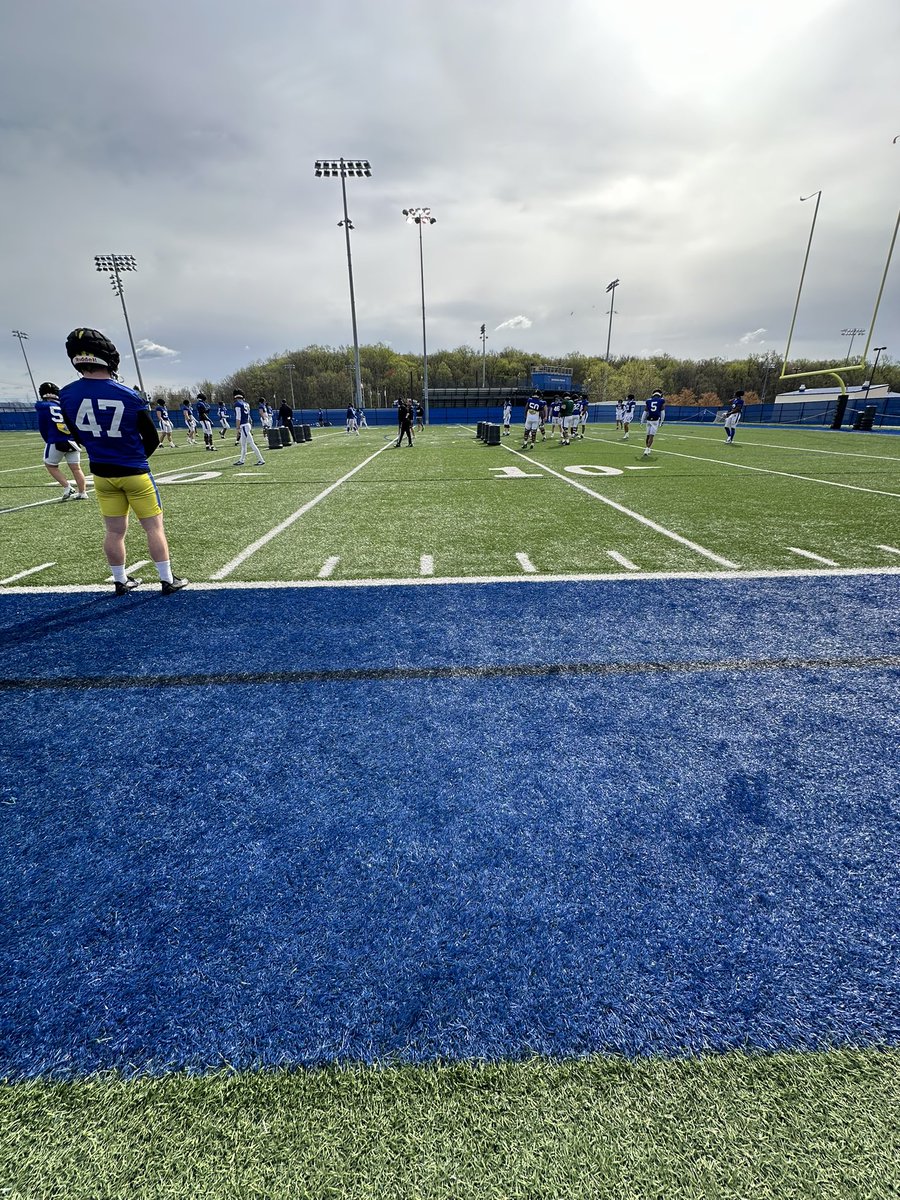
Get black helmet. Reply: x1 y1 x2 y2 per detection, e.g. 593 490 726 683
65 327 120 373
38 381 60 398
233 388 245 399
652 389 663 397
196 391 207 402
626 393 635 400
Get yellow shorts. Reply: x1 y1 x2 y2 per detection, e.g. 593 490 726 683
93 473 162 519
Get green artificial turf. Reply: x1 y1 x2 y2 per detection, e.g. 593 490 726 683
1 423 898 586
2 1050 898 1199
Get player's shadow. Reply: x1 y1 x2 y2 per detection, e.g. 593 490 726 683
0 592 159 654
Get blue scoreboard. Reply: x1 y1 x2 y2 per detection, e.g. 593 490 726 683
531 368 573 392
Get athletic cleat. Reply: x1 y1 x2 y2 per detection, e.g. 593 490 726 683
114 576 140 596
60 487 75 501
233 460 246 466
255 459 265 466
72 493 89 500
161 576 188 595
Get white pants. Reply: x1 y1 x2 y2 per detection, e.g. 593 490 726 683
238 424 263 461
724 413 741 430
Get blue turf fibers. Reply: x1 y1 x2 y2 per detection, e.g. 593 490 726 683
1 576 898 1078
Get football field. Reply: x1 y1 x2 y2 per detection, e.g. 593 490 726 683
1 420 899 1199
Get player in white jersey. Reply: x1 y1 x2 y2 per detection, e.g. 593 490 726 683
217 400 230 439
621 394 636 440
181 400 197 445
502 402 512 435
577 395 589 438
233 389 265 466
615 399 625 430
521 394 545 450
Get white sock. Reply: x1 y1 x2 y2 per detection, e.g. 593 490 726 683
111 565 127 584
154 560 174 584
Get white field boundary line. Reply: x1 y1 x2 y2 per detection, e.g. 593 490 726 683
583 434 900 500
4 565 900 596
502 444 740 569
669 431 900 463
211 441 395 579
0 495 72 515
0 463 45 476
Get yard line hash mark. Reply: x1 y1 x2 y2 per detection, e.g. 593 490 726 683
3 654 897 695
607 551 639 571
786 548 839 566
318 557 340 579
420 554 434 576
516 552 538 573
877 544 900 556
0 562 55 585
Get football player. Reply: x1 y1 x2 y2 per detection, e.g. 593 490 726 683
346 403 359 435
615 397 625 430
181 397 197 445
621 394 636 440
502 401 512 436
35 382 89 500
642 389 666 457
577 394 589 438
234 389 266 466
196 392 217 451
723 389 745 443
216 398 231 439
521 393 545 450
154 399 176 448
547 397 562 439
560 392 577 446
59 328 187 594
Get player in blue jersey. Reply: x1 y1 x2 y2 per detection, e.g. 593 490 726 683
35 382 89 500
59 328 187 595
642 389 666 457
723 389 745 443
195 392 218 452
234 389 266 466
346 403 359 435
154 399 176 448
621 394 636 440
521 393 545 450
577 394 589 438
547 398 562 439
216 399 231 439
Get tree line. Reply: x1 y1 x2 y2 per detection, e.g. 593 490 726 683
150 344 895 410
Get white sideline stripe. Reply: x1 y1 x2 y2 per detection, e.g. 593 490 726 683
787 547 839 566
4 565 900 596
0 562 55 585
587 436 900 500
318 556 340 578
211 441 394 579
105 560 150 582
671 431 900 463
516 552 538 573
504 445 740 569
420 554 434 576
607 551 640 571
0 463 44 476
877 544 900 556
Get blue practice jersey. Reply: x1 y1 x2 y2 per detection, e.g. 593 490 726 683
526 397 544 415
732 395 745 412
645 395 665 420
550 401 562 417
346 405 356 420
235 399 252 426
59 377 151 470
196 401 210 421
623 400 636 420
217 403 229 418
35 398 73 446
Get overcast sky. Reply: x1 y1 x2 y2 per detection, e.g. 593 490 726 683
2 0 898 396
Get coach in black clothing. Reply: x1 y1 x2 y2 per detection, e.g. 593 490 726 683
279 401 300 443
395 399 414 448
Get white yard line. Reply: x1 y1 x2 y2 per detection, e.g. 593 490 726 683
516 552 538 573
876 544 900 556
786 547 839 566
607 551 640 571
105 560 150 582
420 554 435 576
669 431 900 463
0 562 55 585
584 436 900 500
0 495 71 515
0 463 44 476
5 564 900 596
211 442 394 579
504 445 740 569
318 556 340 578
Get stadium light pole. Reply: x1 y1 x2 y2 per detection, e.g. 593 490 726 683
841 327 865 362
480 323 488 387
604 278 620 361
315 158 370 413
403 207 437 426
863 345 887 401
11 330 39 402
782 191 822 369
286 362 296 408
94 254 146 396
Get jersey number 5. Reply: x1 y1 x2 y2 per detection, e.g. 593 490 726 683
74 397 125 438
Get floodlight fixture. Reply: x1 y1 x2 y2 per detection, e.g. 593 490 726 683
314 157 372 410
841 327 866 361
402 206 437 425
604 278 620 362
94 253 146 395
11 329 39 402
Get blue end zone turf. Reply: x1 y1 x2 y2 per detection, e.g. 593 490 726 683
1 576 898 1078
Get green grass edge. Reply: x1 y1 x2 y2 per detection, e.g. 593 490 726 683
2 1048 899 1199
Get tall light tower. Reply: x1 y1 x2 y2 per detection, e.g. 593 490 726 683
286 362 296 409
604 278 620 361
842 327 866 362
315 158 370 413
480 323 488 387
864 345 887 401
11 330 39 402
403 207 437 426
94 254 146 396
